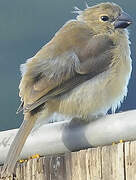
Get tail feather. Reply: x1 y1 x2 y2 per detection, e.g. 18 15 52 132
1 116 36 177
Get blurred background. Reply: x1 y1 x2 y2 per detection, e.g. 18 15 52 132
0 0 135 131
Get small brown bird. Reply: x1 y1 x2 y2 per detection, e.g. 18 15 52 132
1 2 132 177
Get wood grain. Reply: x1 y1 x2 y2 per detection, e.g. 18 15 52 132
1 141 136 180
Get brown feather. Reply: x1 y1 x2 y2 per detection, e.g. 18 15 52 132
1 113 37 177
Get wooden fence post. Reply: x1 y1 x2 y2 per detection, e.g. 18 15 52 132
1 140 136 180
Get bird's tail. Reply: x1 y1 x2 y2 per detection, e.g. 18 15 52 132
1 114 36 177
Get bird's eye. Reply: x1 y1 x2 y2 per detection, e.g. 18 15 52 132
100 16 109 21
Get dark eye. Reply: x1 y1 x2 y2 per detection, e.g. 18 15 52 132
101 16 109 21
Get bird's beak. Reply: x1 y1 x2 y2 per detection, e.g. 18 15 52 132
114 12 132 29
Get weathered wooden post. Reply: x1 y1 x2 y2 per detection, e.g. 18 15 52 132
1 141 136 180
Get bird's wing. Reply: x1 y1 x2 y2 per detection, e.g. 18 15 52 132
17 20 114 113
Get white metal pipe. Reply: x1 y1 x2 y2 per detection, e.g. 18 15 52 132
0 110 136 164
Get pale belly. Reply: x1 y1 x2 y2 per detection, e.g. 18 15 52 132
58 57 132 119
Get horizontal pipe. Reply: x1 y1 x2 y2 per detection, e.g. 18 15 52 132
0 110 136 163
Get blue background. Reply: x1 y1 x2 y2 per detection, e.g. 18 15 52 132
0 0 135 130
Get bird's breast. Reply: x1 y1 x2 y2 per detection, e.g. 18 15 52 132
58 43 132 119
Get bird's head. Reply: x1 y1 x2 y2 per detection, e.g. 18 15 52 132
76 2 132 34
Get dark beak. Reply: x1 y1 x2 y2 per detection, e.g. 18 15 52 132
114 12 132 29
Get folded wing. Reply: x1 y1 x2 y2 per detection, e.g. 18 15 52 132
18 20 114 114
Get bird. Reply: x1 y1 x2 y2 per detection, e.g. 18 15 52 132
1 2 133 177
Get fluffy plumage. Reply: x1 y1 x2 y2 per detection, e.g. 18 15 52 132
1 2 132 177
